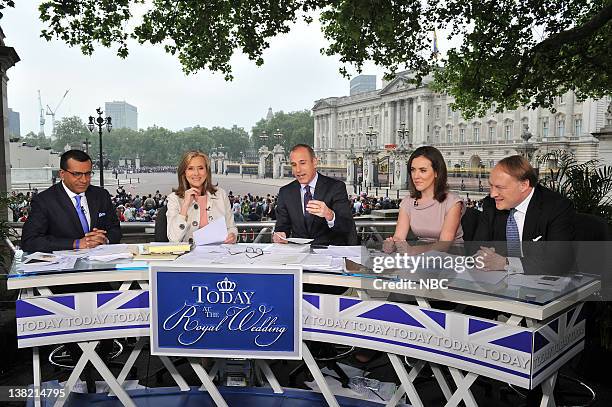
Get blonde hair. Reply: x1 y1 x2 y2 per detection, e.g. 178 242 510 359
175 150 217 198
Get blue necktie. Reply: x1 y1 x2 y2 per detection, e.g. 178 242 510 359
506 208 521 257
303 185 312 220
74 195 90 234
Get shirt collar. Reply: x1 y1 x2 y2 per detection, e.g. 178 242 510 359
301 172 318 191
62 181 83 200
514 186 535 214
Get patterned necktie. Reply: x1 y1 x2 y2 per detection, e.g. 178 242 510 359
303 185 312 219
506 208 521 257
74 195 90 234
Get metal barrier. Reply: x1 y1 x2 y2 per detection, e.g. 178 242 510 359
7 220 397 245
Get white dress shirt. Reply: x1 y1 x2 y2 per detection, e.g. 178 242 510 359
300 172 335 228
62 182 91 227
507 187 535 272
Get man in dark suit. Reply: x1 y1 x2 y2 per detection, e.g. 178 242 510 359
22 150 121 252
474 155 575 274
273 144 356 246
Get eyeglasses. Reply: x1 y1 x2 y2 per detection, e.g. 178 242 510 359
227 246 264 259
64 170 94 178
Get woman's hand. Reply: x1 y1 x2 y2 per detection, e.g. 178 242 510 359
383 237 396 253
180 188 199 214
223 232 237 244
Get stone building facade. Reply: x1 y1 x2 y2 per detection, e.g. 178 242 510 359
313 72 610 174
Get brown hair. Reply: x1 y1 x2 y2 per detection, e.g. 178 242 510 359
175 150 217 198
290 144 316 159
496 155 538 187
407 146 449 202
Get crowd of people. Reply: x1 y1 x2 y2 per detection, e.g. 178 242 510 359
11 184 418 225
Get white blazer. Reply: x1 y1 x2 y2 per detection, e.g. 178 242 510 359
166 187 238 243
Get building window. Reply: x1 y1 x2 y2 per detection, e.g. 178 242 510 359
488 126 495 142
447 105 452 116
557 118 565 138
358 118 362 129
574 117 582 136
473 127 480 142
459 128 465 143
366 117 370 126
338 120 342 131
434 106 440 119
434 129 440 143
447 128 452 143
558 95 564 104
374 115 378 125
542 118 549 138
505 124 512 141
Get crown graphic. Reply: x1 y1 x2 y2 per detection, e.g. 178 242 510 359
217 277 236 292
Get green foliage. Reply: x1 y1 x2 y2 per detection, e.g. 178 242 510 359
537 150 612 223
24 116 252 166
0 0 603 118
251 110 314 153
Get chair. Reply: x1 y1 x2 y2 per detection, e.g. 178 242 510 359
154 206 169 242
461 207 480 241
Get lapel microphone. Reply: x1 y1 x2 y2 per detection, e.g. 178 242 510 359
414 199 419 207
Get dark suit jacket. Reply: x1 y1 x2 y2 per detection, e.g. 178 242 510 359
275 173 357 245
22 183 122 252
473 184 575 274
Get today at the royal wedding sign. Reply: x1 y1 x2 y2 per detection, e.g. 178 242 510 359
149 264 302 359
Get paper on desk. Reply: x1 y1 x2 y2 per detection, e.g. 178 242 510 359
193 217 227 246
23 252 61 264
53 248 93 258
86 244 133 262
275 234 313 244
18 256 77 273
452 270 507 285
507 274 571 291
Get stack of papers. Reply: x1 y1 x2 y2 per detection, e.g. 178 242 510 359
18 256 77 273
144 242 191 254
87 244 133 262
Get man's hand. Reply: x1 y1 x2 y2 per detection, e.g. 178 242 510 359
78 228 108 249
476 246 507 271
306 200 333 221
223 232 237 244
273 231 287 244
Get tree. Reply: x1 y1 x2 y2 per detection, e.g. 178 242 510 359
251 110 314 152
52 116 90 152
3 1 609 117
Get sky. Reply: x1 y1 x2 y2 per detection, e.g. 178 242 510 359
1 2 392 137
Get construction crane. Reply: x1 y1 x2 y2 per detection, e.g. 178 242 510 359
46 89 70 139
37 90 45 137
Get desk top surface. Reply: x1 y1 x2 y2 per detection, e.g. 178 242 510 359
7 243 601 320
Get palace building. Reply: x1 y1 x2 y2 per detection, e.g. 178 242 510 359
313 72 611 175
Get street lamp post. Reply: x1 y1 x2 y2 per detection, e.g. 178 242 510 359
87 108 112 187
82 138 91 154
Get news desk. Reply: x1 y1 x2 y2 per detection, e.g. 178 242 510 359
8 245 601 407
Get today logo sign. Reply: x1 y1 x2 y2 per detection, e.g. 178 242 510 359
150 265 302 359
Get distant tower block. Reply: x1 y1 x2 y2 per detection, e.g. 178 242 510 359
350 75 376 95
266 107 273 121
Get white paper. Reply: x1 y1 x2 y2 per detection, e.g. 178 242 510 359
18 256 78 273
89 252 134 262
193 217 227 246
23 252 61 264
452 270 507 285
275 234 313 244
507 274 571 291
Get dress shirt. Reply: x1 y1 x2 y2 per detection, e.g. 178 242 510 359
62 182 91 227
507 187 535 273
300 172 335 228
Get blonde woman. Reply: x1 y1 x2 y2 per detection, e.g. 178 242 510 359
166 151 237 243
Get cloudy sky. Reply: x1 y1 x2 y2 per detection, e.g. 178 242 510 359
2 3 392 137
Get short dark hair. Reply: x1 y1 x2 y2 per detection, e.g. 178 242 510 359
496 155 538 186
60 150 92 170
407 146 449 203
289 144 316 159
